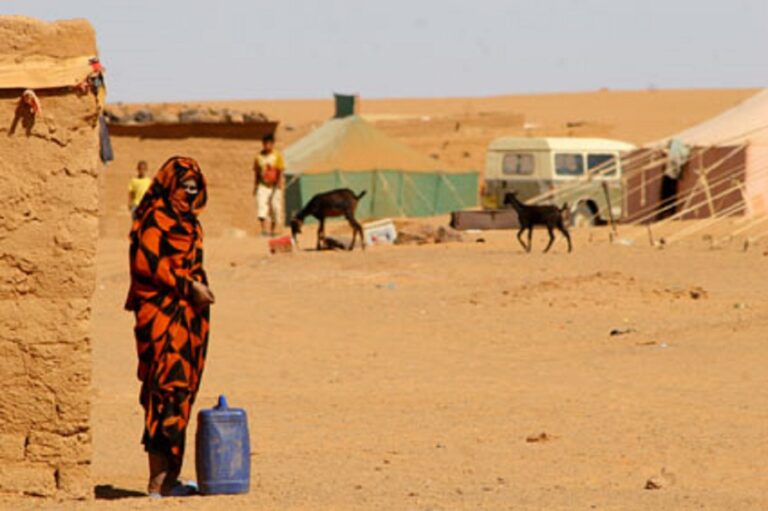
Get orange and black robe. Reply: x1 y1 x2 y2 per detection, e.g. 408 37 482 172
124 157 210 473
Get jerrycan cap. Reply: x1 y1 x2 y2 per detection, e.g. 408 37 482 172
198 394 245 421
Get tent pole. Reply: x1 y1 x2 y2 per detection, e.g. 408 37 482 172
649 182 746 241
627 162 745 226
601 181 619 237
621 169 760 243
664 198 746 245
626 145 748 225
715 214 768 247
732 182 753 225
696 149 717 216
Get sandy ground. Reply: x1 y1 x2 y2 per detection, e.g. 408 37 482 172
3 218 767 510
3 88 767 509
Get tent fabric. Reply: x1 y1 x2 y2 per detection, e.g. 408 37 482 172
284 114 478 222
285 115 442 174
0 55 95 89
284 170 478 221
665 88 768 214
671 88 768 147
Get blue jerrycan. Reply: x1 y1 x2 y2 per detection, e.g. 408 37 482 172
195 395 250 495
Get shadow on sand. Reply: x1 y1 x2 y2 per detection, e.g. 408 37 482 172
94 484 146 500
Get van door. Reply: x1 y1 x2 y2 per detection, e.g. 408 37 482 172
587 152 623 218
484 151 540 208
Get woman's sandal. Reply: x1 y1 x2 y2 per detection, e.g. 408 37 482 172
148 480 199 498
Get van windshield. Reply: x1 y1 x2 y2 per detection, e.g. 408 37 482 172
555 153 584 176
502 152 534 175
588 153 617 177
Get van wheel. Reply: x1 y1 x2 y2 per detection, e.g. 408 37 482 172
572 202 597 227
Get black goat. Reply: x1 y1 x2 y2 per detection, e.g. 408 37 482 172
290 188 367 251
504 192 572 253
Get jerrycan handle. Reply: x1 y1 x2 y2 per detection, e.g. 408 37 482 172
215 395 228 410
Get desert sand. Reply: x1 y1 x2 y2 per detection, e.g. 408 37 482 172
3 219 767 510
3 87 767 509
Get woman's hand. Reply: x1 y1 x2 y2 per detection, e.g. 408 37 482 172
190 280 215 307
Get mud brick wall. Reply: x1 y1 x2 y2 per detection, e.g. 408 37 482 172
0 17 100 498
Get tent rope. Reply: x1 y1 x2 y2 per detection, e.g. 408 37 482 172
403 172 439 215
375 170 407 217
438 172 469 210
625 145 748 224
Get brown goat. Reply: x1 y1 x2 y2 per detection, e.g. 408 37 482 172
290 188 367 251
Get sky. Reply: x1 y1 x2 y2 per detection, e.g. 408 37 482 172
5 0 768 103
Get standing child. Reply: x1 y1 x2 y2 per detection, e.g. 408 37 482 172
253 134 285 236
128 160 153 219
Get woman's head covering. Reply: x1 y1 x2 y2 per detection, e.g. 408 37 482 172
131 156 207 230
126 156 207 311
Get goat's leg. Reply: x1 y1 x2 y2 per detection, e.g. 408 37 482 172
526 227 533 253
516 227 528 251
557 223 572 253
345 215 356 250
346 214 364 251
349 225 357 251
543 225 555 253
356 223 365 251
316 218 326 251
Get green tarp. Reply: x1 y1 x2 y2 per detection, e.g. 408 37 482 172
283 113 478 222
284 170 478 222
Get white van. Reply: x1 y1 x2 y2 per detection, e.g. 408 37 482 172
483 137 636 224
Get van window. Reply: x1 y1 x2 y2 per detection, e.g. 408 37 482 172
555 153 584 176
588 153 617 176
502 152 534 175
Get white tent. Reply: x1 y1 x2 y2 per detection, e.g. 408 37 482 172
669 88 768 214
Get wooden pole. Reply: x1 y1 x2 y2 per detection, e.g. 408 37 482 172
659 181 746 230
622 175 755 243
746 226 768 245
525 149 665 205
713 214 768 247
627 160 751 227
697 150 717 216
663 192 746 244
522 142 745 225
624 145 746 223
601 181 618 237
646 224 655 246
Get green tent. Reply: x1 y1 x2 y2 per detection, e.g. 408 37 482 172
283 115 478 222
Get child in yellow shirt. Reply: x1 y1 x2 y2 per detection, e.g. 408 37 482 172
128 161 153 219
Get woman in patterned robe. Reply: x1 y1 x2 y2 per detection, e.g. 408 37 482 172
124 156 215 496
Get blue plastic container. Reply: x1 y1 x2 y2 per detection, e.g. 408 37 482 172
195 395 251 495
